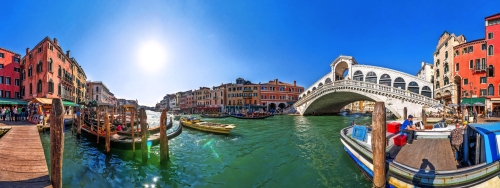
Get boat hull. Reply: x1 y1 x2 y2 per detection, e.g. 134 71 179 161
340 126 500 187
200 114 230 118
231 115 271 119
180 120 233 134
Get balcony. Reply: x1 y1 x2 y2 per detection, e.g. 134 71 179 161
474 66 486 73
61 93 73 102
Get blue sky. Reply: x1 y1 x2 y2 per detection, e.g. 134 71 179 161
1 1 499 106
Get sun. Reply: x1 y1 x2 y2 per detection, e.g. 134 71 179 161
138 40 167 73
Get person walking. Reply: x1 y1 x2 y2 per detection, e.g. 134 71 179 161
1 107 5 121
21 106 26 121
13 106 18 122
464 108 469 122
451 122 467 165
473 109 478 123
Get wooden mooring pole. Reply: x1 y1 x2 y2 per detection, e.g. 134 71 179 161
160 109 169 164
422 108 427 126
50 98 64 188
140 108 148 163
372 102 386 188
403 107 407 120
105 110 110 153
72 113 75 134
97 106 100 143
131 109 136 156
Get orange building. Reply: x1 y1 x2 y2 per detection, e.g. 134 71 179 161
260 79 303 111
21 37 75 103
453 13 500 113
0 47 21 98
225 78 263 112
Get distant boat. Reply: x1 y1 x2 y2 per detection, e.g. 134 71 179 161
180 118 235 134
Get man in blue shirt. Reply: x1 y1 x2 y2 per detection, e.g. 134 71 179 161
401 115 417 144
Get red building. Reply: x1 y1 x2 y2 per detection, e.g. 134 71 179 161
0 47 21 98
260 79 304 110
454 13 500 113
21 37 75 102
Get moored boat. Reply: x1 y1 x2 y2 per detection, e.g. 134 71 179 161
200 114 230 118
180 117 235 134
341 122 500 187
231 113 271 119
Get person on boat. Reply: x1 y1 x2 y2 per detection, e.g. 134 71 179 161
451 122 467 163
116 124 123 132
401 115 417 145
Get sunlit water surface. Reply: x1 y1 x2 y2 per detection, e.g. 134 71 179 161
40 111 372 187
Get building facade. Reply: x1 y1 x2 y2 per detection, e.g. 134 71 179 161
70 57 87 104
86 81 115 105
416 61 434 83
260 79 303 110
434 32 466 105
21 37 75 103
0 47 21 99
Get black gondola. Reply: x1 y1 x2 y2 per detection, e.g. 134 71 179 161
200 114 230 118
231 115 272 119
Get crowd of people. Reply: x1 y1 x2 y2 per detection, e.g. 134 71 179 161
0 106 28 121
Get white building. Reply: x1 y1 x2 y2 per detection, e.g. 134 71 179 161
416 61 434 83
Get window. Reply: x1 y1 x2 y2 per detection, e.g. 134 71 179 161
436 59 440 66
489 65 494 77
15 92 19 98
379 74 391 86
365 71 377 83
393 77 406 90
470 60 473 69
28 65 32 77
14 57 20 62
37 60 42 73
488 32 494 39
408 81 419 94
48 58 53 72
21 86 24 97
421 86 432 98
445 51 448 59
464 79 468 85
0 53 3 58
0 90 2 97
488 45 494 55
480 89 487 96
455 50 459 56
14 67 20 72
37 46 42 53
37 80 42 93
480 77 486 84
96 86 99 92
29 83 32 94
444 63 449 73
5 77 10 85
29 53 33 59
0 64 3 68
482 44 487 50
489 84 494 96
444 77 449 85
481 58 486 70
436 69 440 77
476 59 481 70
456 63 459 71
468 46 473 53
0 76 3 84
48 80 54 93
14 79 19 86
353 70 364 81
5 91 10 98
444 42 448 47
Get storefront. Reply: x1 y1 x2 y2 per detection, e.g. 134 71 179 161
461 97 487 116
490 98 500 116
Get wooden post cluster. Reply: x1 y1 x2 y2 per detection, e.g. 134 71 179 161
50 98 64 188
105 110 110 153
140 108 148 163
372 102 386 188
160 109 169 163
131 108 136 155
72 113 75 134
97 106 101 143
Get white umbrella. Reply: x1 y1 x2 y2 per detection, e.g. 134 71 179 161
473 102 485 106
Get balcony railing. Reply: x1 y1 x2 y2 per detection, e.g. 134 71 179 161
61 93 73 102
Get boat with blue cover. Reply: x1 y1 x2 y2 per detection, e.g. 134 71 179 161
341 122 500 187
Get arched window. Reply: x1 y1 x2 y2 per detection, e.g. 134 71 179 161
444 77 449 85
307 90 311 94
353 70 364 81
48 79 54 93
318 83 323 87
28 65 32 77
29 83 32 94
421 86 432 98
325 78 332 84
379 74 391 86
436 69 440 77
365 71 377 83
436 59 440 66
393 77 406 90
445 51 448 59
444 63 449 73
48 58 53 72
488 84 494 96
312 87 317 91
488 45 494 56
37 80 42 93
96 86 99 92
436 81 440 89
489 65 494 77
22 70 26 80
37 60 42 73
408 81 419 94
303 94 306 98
58 83 61 95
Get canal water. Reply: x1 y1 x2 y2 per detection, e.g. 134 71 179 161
40 111 373 187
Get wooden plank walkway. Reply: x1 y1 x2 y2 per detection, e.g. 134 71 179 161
393 139 457 171
0 126 52 187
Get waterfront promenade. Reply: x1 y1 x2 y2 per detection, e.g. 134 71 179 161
0 122 52 187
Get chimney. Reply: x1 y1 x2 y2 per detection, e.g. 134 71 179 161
275 79 278 85
26 48 30 55
66 50 70 58
294 80 296 86
54 38 58 45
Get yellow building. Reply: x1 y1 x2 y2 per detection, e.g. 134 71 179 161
69 57 86 104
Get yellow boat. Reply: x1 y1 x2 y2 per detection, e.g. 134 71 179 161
180 118 235 134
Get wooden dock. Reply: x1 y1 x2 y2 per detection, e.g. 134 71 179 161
0 126 52 187
393 138 457 171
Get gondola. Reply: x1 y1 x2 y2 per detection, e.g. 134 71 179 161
81 119 182 150
231 115 271 119
116 120 172 136
200 114 230 118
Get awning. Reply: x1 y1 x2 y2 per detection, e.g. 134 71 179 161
0 98 28 105
62 101 77 106
461 98 486 104
32 98 53 105
286 101 296 105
